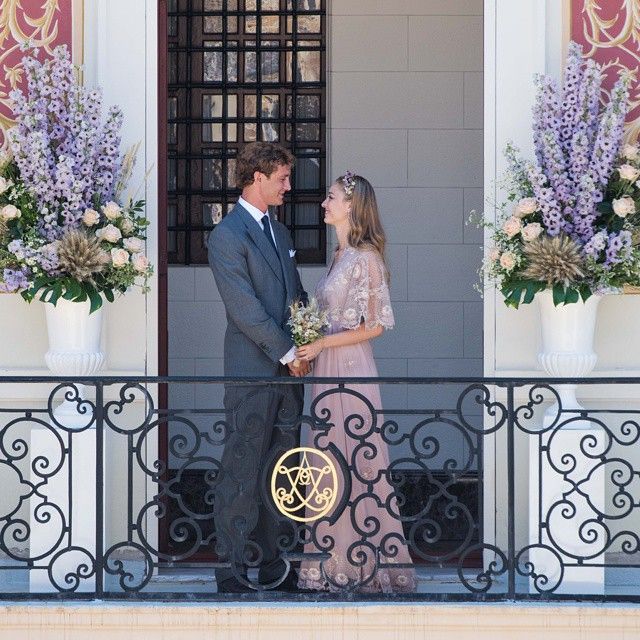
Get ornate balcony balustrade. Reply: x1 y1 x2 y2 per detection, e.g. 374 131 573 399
0 375 639 601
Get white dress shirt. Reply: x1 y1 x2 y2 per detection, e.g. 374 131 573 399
237 197 295 365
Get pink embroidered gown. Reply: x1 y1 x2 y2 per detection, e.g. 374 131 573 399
298 247 416 593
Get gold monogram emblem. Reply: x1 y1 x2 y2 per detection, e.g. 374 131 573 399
270 447 338 522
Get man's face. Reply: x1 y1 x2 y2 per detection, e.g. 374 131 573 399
256 164 291 207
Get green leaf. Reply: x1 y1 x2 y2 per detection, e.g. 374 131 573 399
84 284 103 314
579 284 593 302
552 283 565 306
565 287 579 304
62 279 82 301
103 288 114 303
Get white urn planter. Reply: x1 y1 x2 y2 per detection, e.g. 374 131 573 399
43 298 105 426
536 288 601 422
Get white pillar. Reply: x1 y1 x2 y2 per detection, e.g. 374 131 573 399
29 424 97 593
528 426 605 595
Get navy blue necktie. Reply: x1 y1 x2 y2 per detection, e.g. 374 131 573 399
261 214 277 252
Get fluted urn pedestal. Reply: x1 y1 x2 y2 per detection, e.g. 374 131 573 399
29 299 104 593
528 288 604 595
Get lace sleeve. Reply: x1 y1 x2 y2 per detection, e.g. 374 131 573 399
335 250 395 331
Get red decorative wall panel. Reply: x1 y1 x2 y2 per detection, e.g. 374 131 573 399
571 0 640 141
0 0 80 147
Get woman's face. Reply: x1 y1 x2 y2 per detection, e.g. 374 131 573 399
321 182 350 228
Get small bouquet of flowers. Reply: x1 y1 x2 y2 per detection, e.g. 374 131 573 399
476 41 640 307
0 45 152 313
287 297 329 365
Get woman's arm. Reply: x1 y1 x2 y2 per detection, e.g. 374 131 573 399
296 322 383 361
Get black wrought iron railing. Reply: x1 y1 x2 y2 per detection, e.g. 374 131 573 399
1 375 640 601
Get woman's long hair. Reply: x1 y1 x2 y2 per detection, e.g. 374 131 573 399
337 173 389 281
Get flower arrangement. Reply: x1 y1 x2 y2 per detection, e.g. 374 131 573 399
0 46 152 313
477 42 640 307
287 298 329 348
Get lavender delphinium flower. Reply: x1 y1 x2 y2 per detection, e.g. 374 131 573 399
8 45 124 234
0 267 29 293
605 230 633 266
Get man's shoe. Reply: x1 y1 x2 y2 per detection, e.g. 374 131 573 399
216 577 255 594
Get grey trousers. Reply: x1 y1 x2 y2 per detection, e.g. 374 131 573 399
213 366 303 586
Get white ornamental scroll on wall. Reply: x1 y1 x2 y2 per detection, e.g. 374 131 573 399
0 0 82 149
572 0 640 142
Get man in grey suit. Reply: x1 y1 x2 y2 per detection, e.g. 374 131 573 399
208 142 308 593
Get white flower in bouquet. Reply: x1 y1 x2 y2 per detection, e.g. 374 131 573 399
514 197 538 217
502 216 522 238
499 251 516 271
82 208 100 226
618 164 640 182
110 247 129 267
123 237 145 253
612 196 635 218
131 253 149 273
623 144 639 160
522 222 543 242
0 204 20 220
0 177 13 194
103 201 122 221
287 297 330 348
96 223 122 243
120 217 135 235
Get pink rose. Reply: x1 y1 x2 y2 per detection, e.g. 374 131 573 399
132 253 149 273
613 196 635 218
96 224 122 243
82 208 100 226
499 251 516 271
488 247 501 262
515 197 538 217
502 216 522 238
110 247 129 267
618 164 640 182
521 222 542 242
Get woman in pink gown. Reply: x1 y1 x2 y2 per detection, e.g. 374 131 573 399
296 173 416 593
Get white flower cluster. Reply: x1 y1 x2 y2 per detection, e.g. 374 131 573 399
287 297 330 347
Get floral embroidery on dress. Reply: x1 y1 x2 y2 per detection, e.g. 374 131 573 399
318 247 395 332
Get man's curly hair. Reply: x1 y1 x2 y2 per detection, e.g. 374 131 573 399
235 142 295 189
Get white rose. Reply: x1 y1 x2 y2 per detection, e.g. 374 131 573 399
0 204 21 220
618 164 640 182
123 237 145 253
110 247 129 267
521 222 543 242
612 196 636 218
502 216 522 238
623 144 639 161
132 253 149 273
82 208 100 226
0 177 13 194
515 197 539 217
499 251 516 271
103 201 122 221
96 224 122 243
488 247 501 262
120 217 135 235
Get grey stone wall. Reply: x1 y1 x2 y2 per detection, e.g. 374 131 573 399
168 0 484 425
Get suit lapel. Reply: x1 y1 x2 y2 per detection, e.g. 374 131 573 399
235 204 284 284
274 222 295 303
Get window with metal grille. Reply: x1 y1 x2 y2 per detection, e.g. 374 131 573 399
166 0 327 265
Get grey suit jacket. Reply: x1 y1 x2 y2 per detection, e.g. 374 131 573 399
208 202 307 376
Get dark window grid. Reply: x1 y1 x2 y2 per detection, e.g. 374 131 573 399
167 0 326 265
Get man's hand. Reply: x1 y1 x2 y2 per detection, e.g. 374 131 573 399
287 359 310 377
